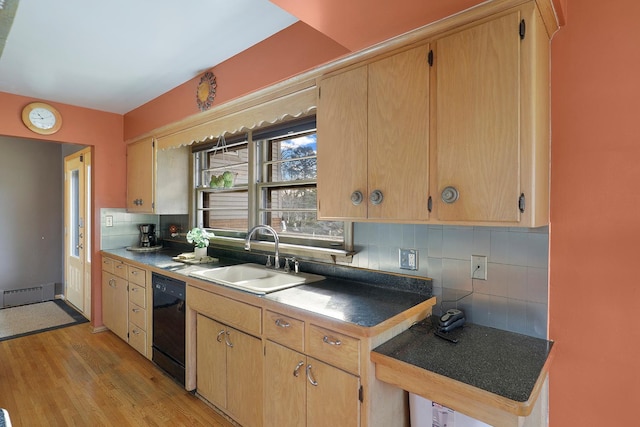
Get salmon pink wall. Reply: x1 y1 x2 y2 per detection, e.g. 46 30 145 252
269 0 485 51
123 22 349 141
549 0 640 424
0 91 125 328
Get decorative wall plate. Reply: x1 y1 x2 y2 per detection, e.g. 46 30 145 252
196 71 217 111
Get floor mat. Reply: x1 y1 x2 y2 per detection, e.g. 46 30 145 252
0 299 88 341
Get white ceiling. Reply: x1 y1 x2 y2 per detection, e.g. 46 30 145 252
0 0 298 114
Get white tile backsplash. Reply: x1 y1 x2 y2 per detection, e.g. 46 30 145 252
350 223 549 338
100 208 159 250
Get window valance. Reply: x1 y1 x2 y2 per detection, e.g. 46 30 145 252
156 86 317 150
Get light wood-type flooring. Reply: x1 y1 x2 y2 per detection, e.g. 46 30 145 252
0 323 234 427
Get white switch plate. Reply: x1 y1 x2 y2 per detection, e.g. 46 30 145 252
470 255 487 280
399 249 418 270
105 215 113 227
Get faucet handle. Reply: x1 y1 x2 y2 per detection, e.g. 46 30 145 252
265 255 272 268
293 258 299 274
284 258 291 273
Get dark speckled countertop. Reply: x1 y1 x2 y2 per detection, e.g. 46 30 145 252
372 317 554 403
263 279 429 328
102 248 432 328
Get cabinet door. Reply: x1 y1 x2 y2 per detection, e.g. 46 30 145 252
434 11 521 222
307 357 360 427
368 45 431 220
101 272 128 341
317 66 368 220
264 341 306 427
126 138 154 213
226 328 263 427
196 314 227 409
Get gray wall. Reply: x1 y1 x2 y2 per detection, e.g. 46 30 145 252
0 136 64 292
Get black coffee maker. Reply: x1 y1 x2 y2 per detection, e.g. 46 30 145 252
138 224 157 247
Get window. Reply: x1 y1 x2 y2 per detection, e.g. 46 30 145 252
194 117 346 251
194 136 250 237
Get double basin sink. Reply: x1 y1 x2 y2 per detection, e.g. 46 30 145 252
189 263 325 294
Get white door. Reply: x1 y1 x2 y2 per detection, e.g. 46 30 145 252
64 148 91 318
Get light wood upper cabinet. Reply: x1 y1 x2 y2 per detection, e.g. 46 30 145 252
317 65 368 220
126 138 190 214
126 138 154 213
431 3 549 226
317 45 431 221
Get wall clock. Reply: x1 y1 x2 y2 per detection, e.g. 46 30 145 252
21 102 62 135
196 71 217 111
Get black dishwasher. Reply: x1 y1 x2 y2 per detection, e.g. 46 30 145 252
152 273 186 385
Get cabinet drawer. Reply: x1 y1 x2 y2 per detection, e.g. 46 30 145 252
307 324 360 375
129 283 146 308
113 260 127 279
187 285 261 336
129 302 146 330
128 266 147 287
128 323 147 356
102 256 115 274
265 310 304 352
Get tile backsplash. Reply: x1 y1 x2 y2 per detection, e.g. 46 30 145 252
348 223 549 339
100 208 159 249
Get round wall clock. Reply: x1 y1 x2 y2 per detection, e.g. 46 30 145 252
196 71 217 111
21 102 62 135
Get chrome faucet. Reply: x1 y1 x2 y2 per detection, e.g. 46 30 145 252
245 225 280 269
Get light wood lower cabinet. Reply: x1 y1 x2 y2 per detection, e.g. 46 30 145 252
101 256 151 358
101 270 128 341
196 313 263 427
187 284 434 427
265 341 360 427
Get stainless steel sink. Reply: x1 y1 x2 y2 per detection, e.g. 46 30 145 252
189 263 324 294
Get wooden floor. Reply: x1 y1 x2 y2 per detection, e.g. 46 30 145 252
0 323 235 427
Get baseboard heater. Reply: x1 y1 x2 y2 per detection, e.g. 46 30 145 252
3 283 55 307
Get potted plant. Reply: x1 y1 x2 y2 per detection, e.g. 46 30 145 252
187 227 214 259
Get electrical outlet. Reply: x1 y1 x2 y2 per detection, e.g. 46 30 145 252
470 255 487 280
399 249 418 270
105 215 113 227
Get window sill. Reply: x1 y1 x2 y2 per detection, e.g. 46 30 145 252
210 236 354 264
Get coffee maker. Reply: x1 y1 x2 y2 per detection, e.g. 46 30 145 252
138 224 157 247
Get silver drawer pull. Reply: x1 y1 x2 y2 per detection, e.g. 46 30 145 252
109 278 116 288
275 318 291 328
131 270 138 275
132 329 140 335
132 308 140 313
306 364 318 386
293 361 304 377
216 330 226 343
225 331 234 348
322 335 342 346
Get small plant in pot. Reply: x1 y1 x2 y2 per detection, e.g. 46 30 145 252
187 227 214 259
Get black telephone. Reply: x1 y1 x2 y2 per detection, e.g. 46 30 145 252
438 309 466 333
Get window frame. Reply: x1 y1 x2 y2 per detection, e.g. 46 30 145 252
192 116 353 258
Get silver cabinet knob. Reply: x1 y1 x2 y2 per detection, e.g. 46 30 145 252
350 190 364 206
441 186 459 204
369 189 384 205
